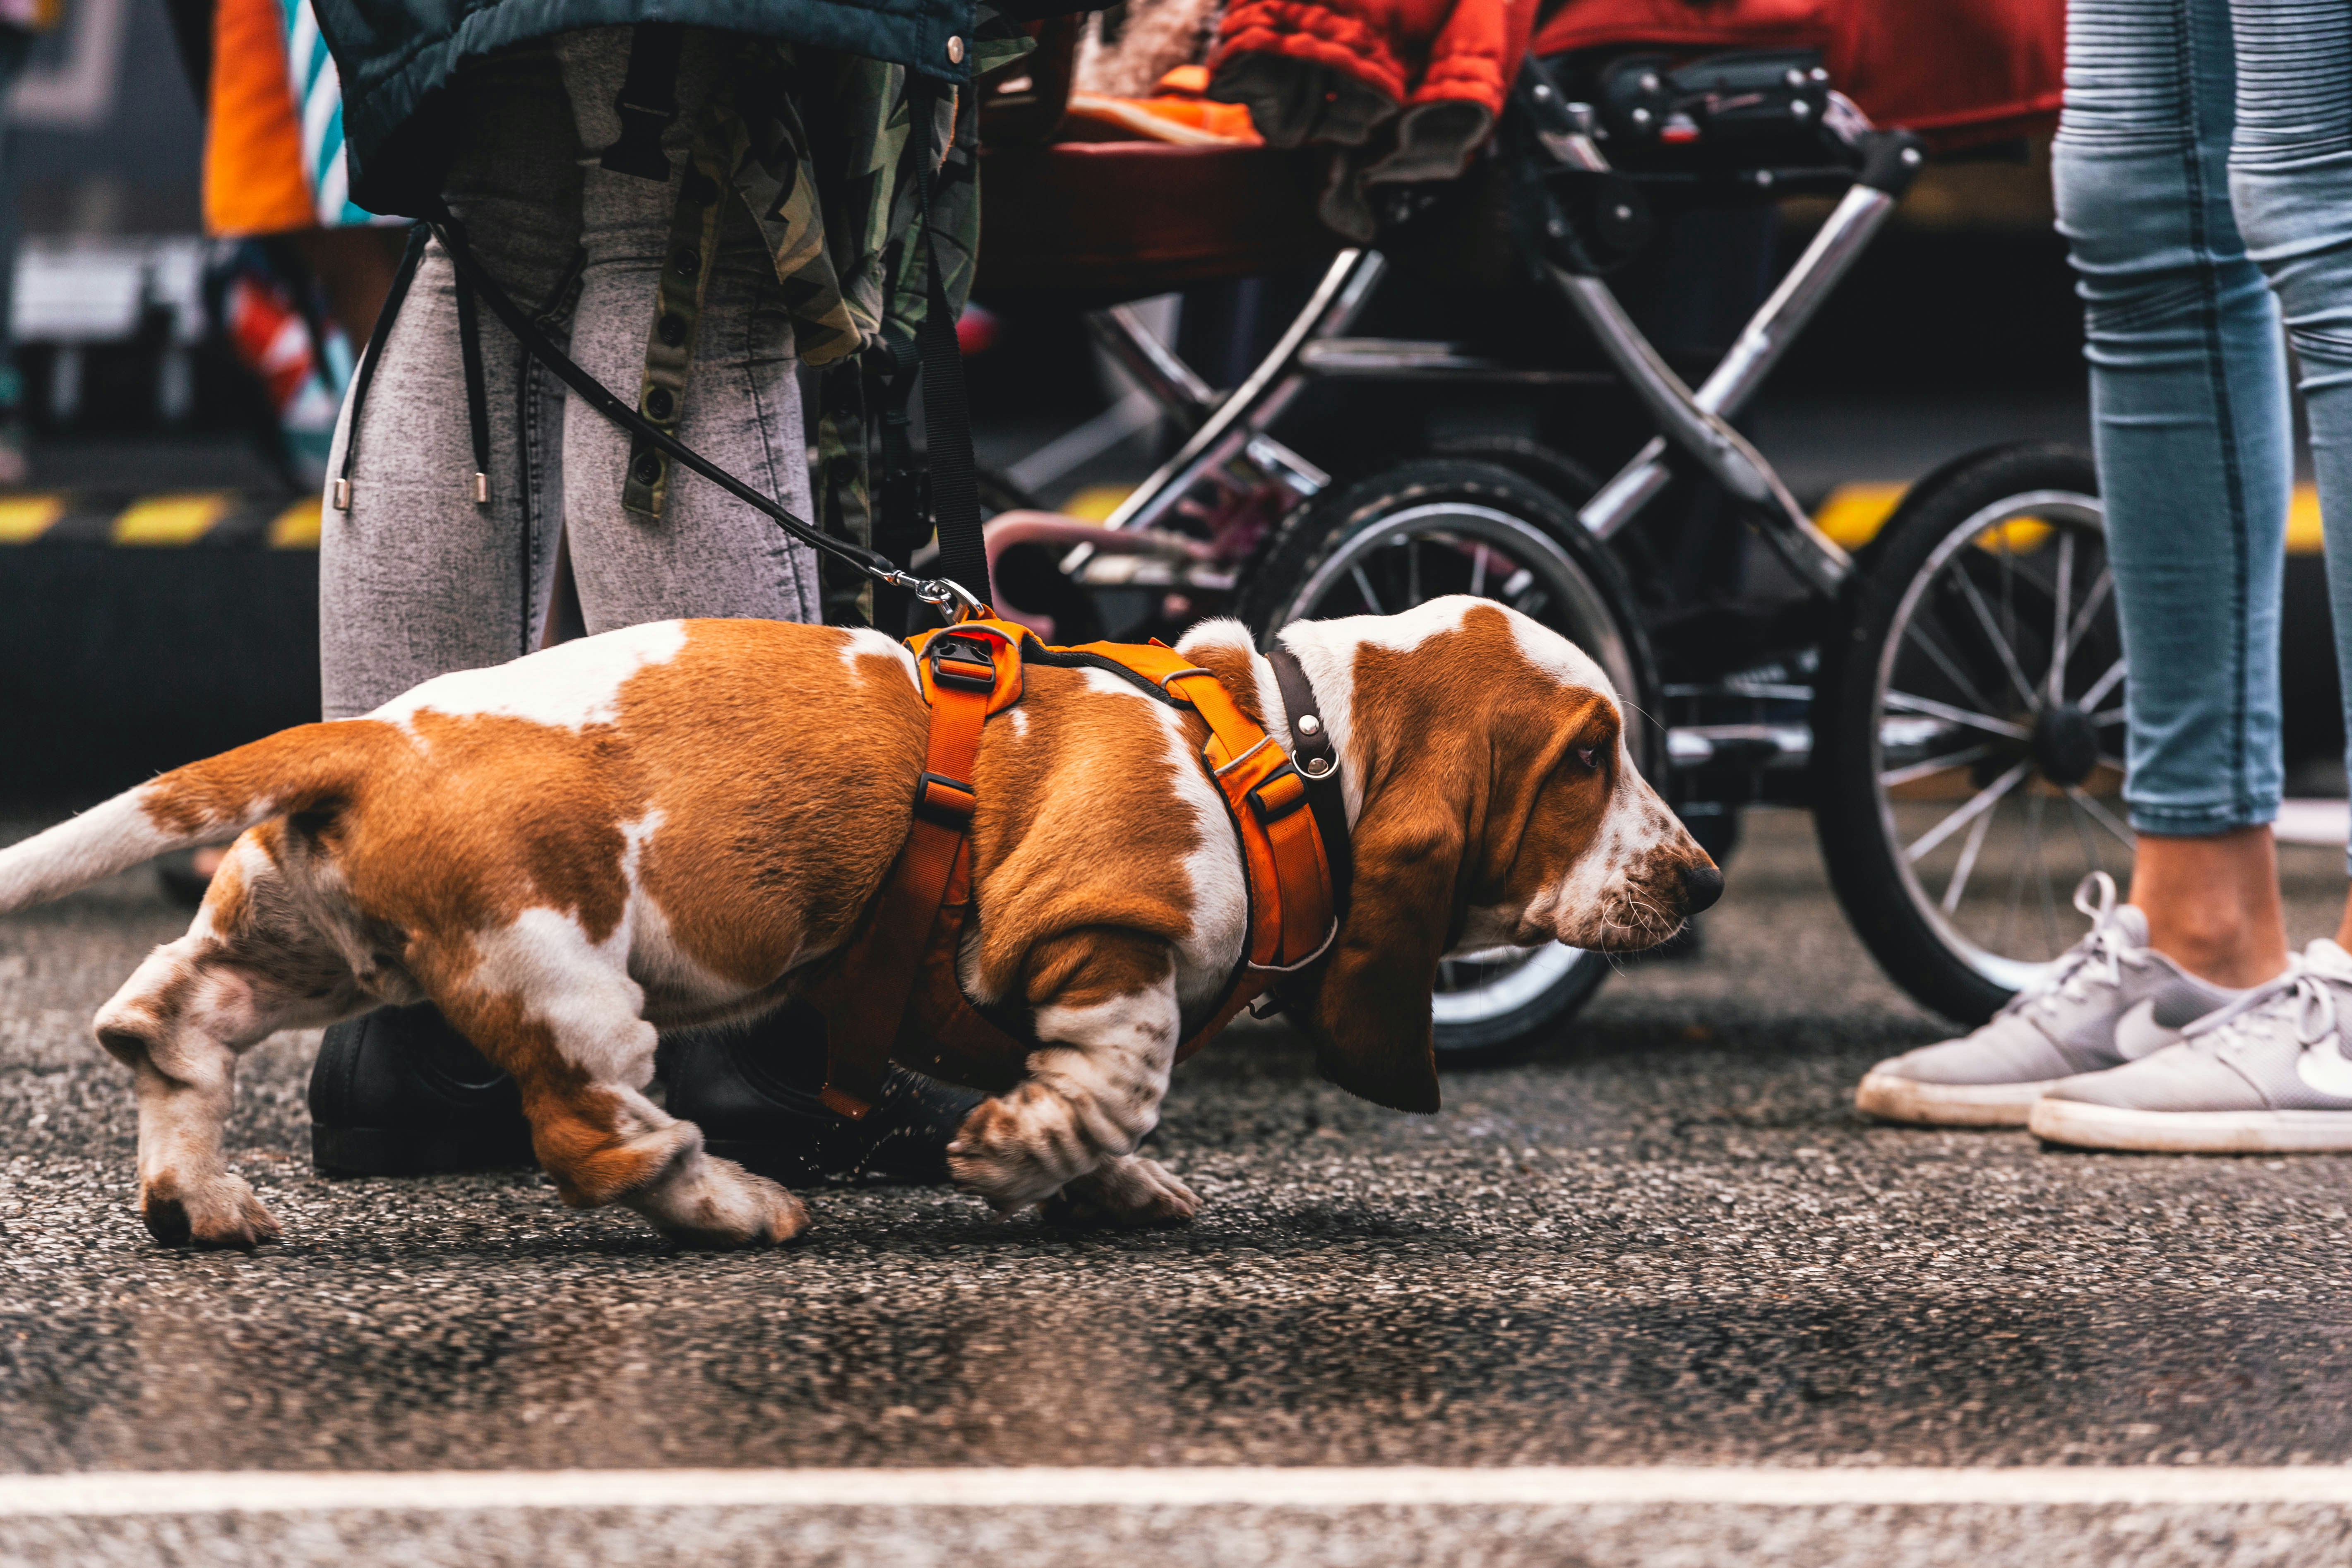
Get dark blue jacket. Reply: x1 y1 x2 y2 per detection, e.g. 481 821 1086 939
315 0 977 214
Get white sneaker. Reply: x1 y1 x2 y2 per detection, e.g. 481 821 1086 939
2030 938 2352 1153
1855 873 2239 1126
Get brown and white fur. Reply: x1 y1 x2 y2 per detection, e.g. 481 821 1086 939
0 596 1716 1250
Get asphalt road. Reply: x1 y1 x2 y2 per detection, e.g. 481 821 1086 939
6 806 2352 1565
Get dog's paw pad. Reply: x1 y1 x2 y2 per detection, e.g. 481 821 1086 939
142 1174 280 1251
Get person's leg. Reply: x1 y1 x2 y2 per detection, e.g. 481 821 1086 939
555 29 822 631
319 45 580 717
541 29 965 1183
2055 0 2294 986
307 46 583 1174
2028 0 2352 1153
2227 0 2352 945
1856 0 2284 1126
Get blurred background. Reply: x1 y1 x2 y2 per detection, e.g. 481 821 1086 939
0 5 2338 822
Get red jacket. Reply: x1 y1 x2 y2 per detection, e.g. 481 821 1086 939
1208 0 2064 232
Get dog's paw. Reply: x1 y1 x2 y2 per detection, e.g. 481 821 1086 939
637 1155 811 1249
140 1170 281 1251
946 1093 1072 1216
1044 1155 1199 1229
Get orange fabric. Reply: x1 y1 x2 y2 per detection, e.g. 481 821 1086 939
1062 92 1264 144
205 0 316 238
812 623 1019 1116
816 623 1339 1113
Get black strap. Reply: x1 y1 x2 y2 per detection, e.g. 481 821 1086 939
904 75 992 608
453 273 490 503
425 203 926 596
332 222 429 510
1268 645 1353 922
600 24 683 182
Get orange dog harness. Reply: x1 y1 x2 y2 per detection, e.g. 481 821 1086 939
812 617 1344 1116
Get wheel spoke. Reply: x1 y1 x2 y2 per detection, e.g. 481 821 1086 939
2048 530 2075 702
1906 757 2034 863
1349 562 1386 615
1950 564 2041 710
2064 566 2113 674
1469 545 1489 599
1941 806 1996 913
1882 689 2033 741
1407 539 1423 607
2066 785 2137 849
1900 614 2005 720
2087 706 2125 727
1879 742 1997 790
2078 656 2126 712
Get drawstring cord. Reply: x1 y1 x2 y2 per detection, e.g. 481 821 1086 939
331 223 430 512
453 272 491 504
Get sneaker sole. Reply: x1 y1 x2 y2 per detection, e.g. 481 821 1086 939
1854 1069 2058 1127
2029 1097 2352 1153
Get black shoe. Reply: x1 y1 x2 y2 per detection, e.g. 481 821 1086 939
661 1004 983 1188
308 1002 537 1177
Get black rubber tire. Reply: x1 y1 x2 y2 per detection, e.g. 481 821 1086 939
1426 434 1600 507
1812 442 2105 1025
1237 458 1658 1066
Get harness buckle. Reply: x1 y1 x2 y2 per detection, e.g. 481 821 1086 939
916 771 977 824
929 636 999 693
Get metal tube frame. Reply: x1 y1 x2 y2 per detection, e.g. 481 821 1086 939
1062 98 1903 604
1576 180 1898 546
1096 248 1385 535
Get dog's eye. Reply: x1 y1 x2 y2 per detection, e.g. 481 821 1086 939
1576 747 1599 770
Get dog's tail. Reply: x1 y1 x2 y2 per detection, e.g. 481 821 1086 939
0 721 396 916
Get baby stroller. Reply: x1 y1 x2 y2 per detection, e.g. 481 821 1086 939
963 1 2102 1061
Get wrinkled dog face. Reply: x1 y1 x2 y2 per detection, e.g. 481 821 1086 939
1458 611 1721 954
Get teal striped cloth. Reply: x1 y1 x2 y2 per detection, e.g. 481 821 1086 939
281 0 384 226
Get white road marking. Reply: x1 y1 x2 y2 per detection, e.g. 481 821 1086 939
7 1467 2352 1517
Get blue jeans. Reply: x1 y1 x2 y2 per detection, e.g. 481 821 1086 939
2054 0 2352 839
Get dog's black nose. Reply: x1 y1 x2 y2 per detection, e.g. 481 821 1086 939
1679 860 1725 914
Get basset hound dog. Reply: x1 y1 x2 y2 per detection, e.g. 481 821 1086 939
0 595 1719 1249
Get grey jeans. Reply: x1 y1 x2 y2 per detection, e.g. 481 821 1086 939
320 30 820 720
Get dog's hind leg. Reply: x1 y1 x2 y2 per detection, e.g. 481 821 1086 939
94 831 375 1249
948 931 1192 1217
419 914 807 1249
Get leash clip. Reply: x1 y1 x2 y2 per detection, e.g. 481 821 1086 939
887 571 991 622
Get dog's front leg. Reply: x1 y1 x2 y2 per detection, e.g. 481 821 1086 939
948 932 1193 1219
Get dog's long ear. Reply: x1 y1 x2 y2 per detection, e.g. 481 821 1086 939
1297 790 1463 1114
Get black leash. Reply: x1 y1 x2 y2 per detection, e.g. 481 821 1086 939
423 202 985 617
902 77 989 604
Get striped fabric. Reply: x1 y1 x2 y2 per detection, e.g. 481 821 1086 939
280 0 377 226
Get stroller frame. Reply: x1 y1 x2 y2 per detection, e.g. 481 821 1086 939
988 51 2117 1040
1073 67 1915 605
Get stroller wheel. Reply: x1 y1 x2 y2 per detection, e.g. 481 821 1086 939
1813 443 2121 1025
1237 458 1657 1066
